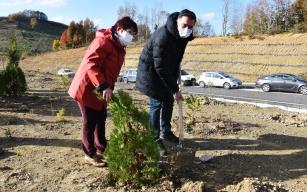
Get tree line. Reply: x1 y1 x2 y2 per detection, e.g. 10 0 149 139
7 10 48 22
53 0 306 50
53 18 97 49
243 0 306 37
116 2 215 39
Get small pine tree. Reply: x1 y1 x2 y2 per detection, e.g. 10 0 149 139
184 95 203 131
106 90 160 185
0 35 27 96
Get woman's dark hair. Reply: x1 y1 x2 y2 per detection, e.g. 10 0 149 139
179 9 197 21
111 16 138 34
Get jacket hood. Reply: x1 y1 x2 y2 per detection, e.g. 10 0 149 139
96 29 112 38
166 12 194 41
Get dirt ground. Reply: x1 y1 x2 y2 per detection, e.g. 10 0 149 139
1 70 307 192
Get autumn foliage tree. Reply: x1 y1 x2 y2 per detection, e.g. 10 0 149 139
289 0 307 32
59 30 68 48
58 18 96 48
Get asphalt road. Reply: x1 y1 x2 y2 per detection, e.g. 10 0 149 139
116 82 307 111
182 85 307 111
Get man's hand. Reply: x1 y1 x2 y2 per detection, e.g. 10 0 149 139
102 88 113 103
174 91 183 103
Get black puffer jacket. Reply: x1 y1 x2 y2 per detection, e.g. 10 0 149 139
136 12 193 100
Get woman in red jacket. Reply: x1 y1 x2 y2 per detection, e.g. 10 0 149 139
68 17 138 167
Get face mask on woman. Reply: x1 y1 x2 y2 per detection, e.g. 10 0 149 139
178 26 192 38
117 30 133 46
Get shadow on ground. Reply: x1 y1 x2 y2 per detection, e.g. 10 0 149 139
0 90 80 117
167 134 307 191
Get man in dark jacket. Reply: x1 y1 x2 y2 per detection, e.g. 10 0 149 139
136 9 196 156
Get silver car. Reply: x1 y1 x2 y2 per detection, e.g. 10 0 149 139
119 68 137 83
256 73 307 95
197 71 242 89
57 68 75 77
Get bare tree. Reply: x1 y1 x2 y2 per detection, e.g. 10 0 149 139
137 8 151 41
222 0 230 36
194 18 215 36
271 0 292 33
117 2 137 20
230 3 243 35
150 2 168 31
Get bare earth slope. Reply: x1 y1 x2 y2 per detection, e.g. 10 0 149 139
19 33 307 82
0 70 307 192
1 33 307 191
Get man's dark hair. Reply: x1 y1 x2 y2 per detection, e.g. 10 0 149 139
178 9 196 21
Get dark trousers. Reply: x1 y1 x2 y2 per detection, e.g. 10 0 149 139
78 103 107 157
149 94 174 140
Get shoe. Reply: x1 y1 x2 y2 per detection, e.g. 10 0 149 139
157 140 167 157
84 155 107 167
96 152 105 160
160 132 179 144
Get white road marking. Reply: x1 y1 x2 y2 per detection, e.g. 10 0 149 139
239 89 262 92
187 91 307 108
211 97 307 114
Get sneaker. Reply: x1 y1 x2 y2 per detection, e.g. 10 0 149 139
160 132 179 144
84 155 107 167
96 152 105 161
157 140 167 157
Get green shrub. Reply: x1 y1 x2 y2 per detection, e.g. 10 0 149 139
52 40 61 50
106 90 160 186
4 128 13 138
0 35 27 96
0 115 14 125
184 95 203 132
56 107 66 122
58 75 70 89
0 64 27 96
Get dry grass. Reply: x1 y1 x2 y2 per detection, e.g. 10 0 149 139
21 33 307 82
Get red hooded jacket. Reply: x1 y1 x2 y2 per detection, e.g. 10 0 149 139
68 29 126 111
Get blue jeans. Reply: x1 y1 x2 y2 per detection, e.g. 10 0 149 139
149 95 174 140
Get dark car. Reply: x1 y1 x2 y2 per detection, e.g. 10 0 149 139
255 73 307 95
180 69 197 86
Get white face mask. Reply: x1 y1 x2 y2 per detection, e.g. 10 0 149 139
178 26 192 38
117 30 133 46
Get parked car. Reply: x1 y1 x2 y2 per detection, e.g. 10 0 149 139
255 73 307 95
118 68 137 83
57 68 75 77
197 71 242 89
180 69 197 86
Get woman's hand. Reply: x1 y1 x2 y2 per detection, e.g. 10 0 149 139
103 88 113 103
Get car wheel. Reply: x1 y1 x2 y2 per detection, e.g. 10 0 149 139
199 81 206 88
223 82 231 89
299 86 307 95
261 84 271 92
123 78 128 84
